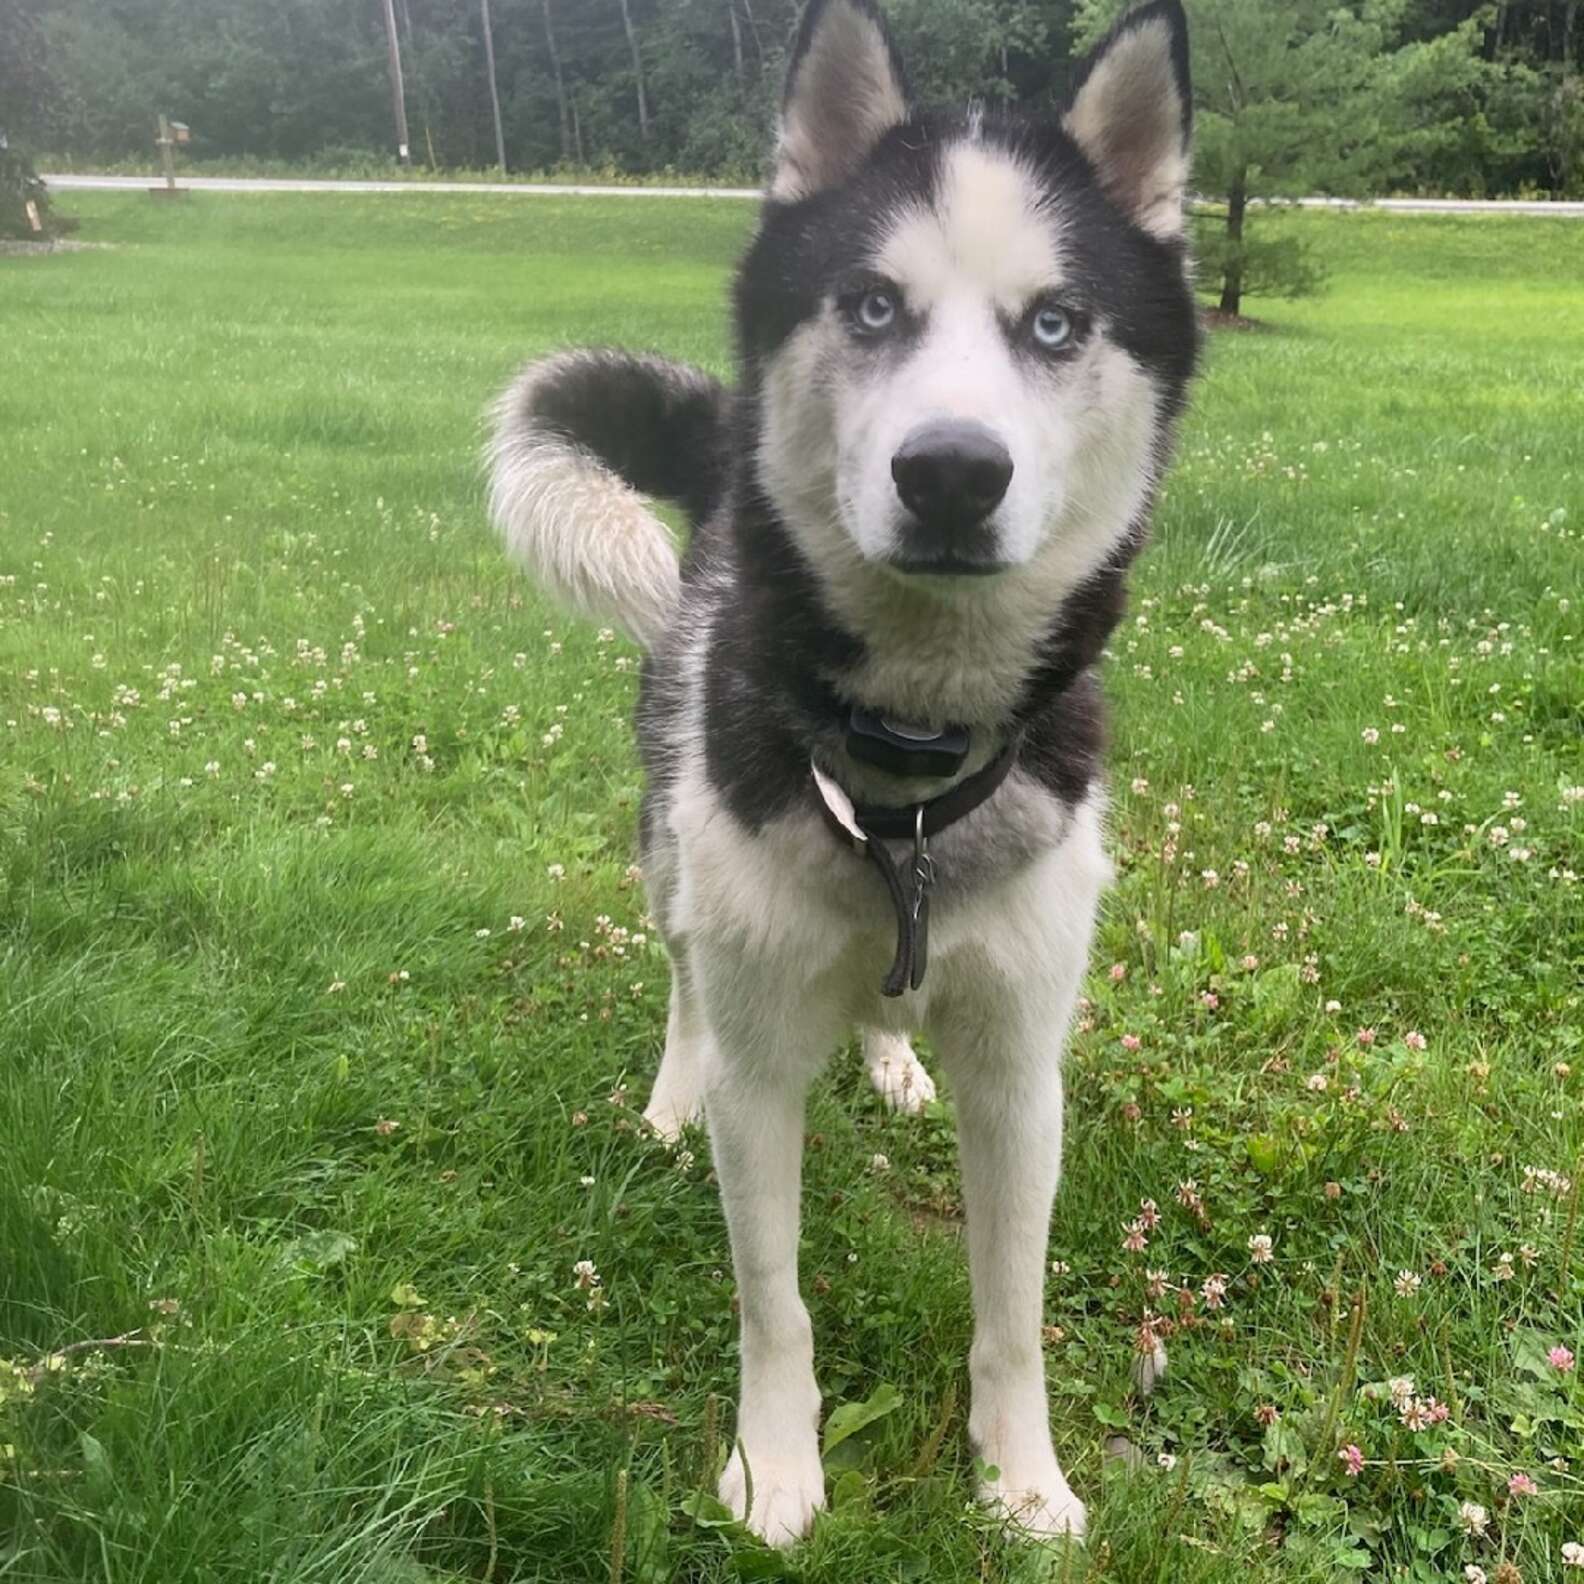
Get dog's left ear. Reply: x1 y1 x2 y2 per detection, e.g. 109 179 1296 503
1063 0 1192 240
771 0 910 202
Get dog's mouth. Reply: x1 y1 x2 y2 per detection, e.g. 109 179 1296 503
883 551 1011 578
879 507 1012 580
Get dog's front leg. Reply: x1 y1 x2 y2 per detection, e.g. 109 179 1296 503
939 1017 1086 1539
703 978 834 1547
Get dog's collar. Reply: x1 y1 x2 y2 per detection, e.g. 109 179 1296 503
810 732 1020 999
812 734 1020 846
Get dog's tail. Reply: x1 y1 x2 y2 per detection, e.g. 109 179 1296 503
486 349 728 650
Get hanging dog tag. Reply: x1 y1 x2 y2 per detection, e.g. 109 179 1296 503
811 762 868 853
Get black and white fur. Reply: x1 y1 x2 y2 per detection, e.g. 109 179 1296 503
489 0 1197 1545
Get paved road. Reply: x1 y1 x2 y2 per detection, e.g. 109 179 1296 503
1287 194 1584 217
42 172 1584 215
44 172 763 200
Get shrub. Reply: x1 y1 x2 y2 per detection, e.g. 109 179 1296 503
0 143 67 240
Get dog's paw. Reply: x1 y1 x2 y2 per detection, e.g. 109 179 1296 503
980 1465 1087 1542
864 1034 936 1115
719 1442 825 1547
641 1094 700 1144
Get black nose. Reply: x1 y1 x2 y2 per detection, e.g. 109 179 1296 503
891 421 1013 526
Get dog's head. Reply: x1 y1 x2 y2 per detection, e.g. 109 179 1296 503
739 0 1197 600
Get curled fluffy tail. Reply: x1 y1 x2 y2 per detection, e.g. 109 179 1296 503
486 349 728 650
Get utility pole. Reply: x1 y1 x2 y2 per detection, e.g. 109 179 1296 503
740 0 766 68
480 0 507 174
615 0 650 141
378 0 411 166
728 1 745 89
542 0 571 164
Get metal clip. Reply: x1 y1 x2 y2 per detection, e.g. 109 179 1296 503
909 804 933 990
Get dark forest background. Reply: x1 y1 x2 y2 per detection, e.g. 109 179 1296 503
1 0 1579 195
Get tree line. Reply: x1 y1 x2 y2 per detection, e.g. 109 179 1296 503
3 0 1577 194
2 1 1579 304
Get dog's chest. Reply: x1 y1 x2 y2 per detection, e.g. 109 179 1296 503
665 766 1105 1026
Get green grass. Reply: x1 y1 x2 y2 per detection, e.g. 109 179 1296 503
2 192 1581 1583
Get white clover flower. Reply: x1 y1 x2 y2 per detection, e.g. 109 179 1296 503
1456 1501 1489 1537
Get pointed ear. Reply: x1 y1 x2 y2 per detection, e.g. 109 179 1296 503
1063 0 1192 240
771 0 910 202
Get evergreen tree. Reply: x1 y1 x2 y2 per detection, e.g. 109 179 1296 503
1076 0 1527 315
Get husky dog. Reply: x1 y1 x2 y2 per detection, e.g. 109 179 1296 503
488 0 1197 1546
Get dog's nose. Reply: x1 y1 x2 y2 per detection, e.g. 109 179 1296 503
891 421 1013 525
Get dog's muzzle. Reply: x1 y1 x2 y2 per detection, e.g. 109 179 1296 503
888 419 1013 576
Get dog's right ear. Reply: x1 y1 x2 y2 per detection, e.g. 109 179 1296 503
771 0 909 202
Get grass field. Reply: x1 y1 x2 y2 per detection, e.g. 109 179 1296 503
2 192 1581 1583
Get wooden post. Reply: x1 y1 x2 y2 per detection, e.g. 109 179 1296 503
480 0 507 174
160 115 177 190
149 114 187 199
378 0 412 166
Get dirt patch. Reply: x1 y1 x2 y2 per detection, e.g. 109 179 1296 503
1201 306 1269 332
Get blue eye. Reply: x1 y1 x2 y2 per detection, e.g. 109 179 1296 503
1032 305 1074 350
854 288 898 333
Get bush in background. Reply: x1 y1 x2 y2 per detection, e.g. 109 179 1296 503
0 143 69 240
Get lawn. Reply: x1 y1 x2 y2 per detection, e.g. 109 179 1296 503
1 192 1581 1583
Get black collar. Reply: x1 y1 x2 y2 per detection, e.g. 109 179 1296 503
809 734 1021 998
814 735 1021 845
